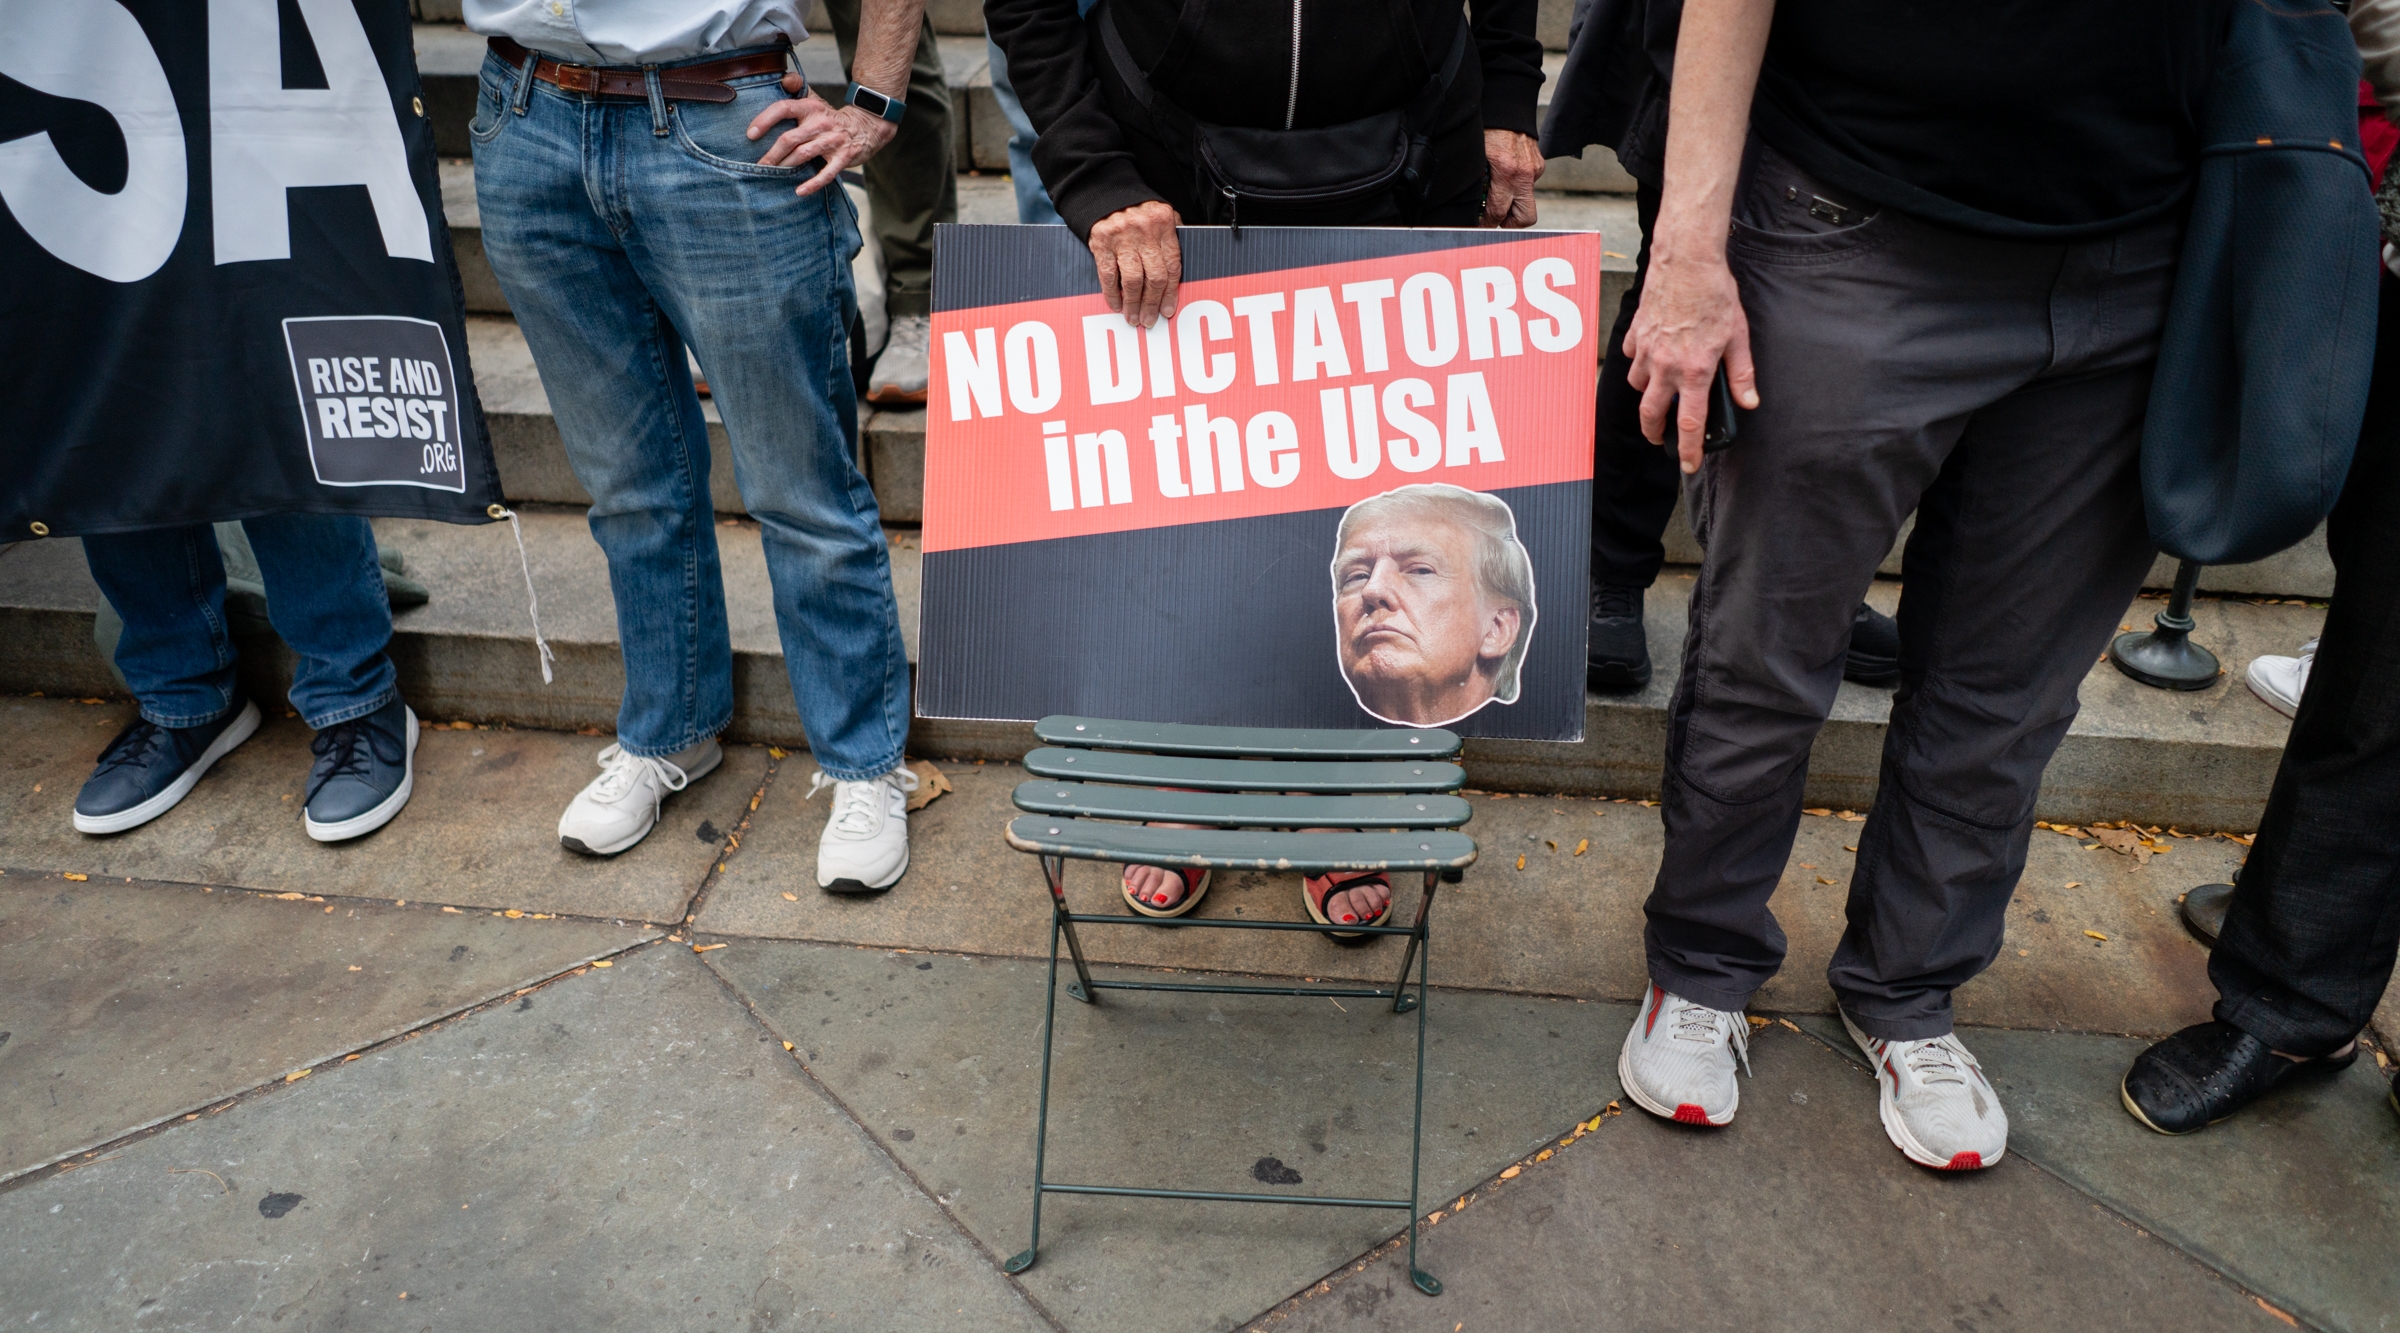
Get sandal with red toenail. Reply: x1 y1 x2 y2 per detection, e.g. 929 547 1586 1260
1304 871 1394 940
1122 864 1211 919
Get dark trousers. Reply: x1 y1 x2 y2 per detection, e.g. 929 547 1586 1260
1592 179 1683 588
2211 271 2400 1057
1642 144 2175 1039
821 0 957 318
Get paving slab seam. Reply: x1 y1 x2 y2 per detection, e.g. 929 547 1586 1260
0 930 673 1197
1772 1015 2330 1332
2 864 685 932
647 743 785 937
1237 1099 1637 1331
686 947 1080 1333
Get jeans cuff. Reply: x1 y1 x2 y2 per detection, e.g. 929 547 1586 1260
615 722 728 761
303 688 400 732
139 696 241 731
810 751 906 783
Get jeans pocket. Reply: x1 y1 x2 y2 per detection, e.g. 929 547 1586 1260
668 76 811 178
469 53 513 144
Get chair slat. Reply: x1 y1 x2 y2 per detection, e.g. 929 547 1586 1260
1035 716 1462 760
1005 817 1478 872
1022 747 1463 793
1013 781 1472 829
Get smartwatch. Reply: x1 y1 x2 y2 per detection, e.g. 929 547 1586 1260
846 83 906 125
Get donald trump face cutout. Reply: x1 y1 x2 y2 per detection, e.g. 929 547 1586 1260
1331 485 1536 727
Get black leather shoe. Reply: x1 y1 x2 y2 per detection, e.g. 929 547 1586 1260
1588 583 1652 693
2181 882 2236 945
73 699 261 835
303 698 418 842
2121 1020 2356 1134
1843 602 1901 685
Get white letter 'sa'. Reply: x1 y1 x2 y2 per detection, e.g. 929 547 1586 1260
209 0 432 264
0 0 188 283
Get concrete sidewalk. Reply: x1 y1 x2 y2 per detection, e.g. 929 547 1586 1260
1 698 2392 1331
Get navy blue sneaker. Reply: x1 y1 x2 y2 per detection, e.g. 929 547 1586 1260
74 700 262 835
302 698 418 842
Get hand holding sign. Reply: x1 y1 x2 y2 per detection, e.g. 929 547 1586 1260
1089 200 1185 330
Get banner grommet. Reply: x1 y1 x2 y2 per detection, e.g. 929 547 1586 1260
27 522 48 537
487 504 507 519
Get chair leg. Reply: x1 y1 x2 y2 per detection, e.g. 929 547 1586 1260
1042 854 1100 1004
1404 868 1441 1295
1007 911 1066 1276
1388 871 1437 1015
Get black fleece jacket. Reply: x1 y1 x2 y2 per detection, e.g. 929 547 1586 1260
988 0 1545 238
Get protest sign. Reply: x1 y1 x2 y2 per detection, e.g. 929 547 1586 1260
0 0 502 542
918 226 1600 740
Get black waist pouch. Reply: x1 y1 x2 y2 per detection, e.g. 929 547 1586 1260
1099 8 1468 228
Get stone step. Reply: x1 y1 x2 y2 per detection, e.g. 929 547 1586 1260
0 511 2319 828
412 24 1638 191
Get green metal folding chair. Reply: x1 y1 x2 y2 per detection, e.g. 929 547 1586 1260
1000 715 1477 1297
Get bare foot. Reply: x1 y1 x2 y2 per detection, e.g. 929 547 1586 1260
1315 874 1392 926
1125 863 1195 911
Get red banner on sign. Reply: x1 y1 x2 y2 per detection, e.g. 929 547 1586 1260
923 233 1602 553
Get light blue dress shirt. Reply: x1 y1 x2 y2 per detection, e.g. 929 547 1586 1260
463 0 808 65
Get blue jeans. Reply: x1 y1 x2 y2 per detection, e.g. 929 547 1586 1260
983 36 1062 227
82 515 397 730
469 46 910 778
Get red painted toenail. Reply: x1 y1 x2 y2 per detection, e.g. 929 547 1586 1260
1340 914 1356 923
1153 894 1169 905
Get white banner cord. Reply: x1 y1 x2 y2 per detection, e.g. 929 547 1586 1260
492 506 555 684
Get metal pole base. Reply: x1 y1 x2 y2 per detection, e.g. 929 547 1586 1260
1004 1248 1037 1275
1412 1269 1443 1296
2108 626 2220 690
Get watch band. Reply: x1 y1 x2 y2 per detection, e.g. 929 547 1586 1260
846 83 906 125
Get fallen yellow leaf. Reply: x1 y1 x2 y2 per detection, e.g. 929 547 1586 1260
1426 1210 1443 1226
2256 1297 2299 1327
345 1053 360 1060
906 760 954 811
62 872 87 881
591 959 613 967
1817 876 1837 885
503 909 523 918
1803 808 1832 817
1637 799 1658 808
1573 839 1588 856
1545 839 1557 851
2064 881 2083 889
1836 810 1865 822
441 906 460 913
782 891 799 901
2085 930 2109 941
1534 1148 1552 1162
348 965 362 971
783 1041 795 1051
1778 1018 1802 1034
1499 1165 1521 1180
692 943 726 953
1515 854 1526 870
750 794 761 811
285 1069 310 1082
768 747 789 759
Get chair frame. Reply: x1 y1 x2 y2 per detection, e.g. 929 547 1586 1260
999 717 1475 1299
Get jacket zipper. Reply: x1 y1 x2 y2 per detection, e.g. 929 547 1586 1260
1285 0 1301 129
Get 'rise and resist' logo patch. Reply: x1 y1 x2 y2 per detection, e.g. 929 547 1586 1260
282 316 466 492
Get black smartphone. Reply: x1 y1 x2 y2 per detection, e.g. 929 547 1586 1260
1702 365 1740 453
1666 365 1742 453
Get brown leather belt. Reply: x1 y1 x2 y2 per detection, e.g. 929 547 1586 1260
488 35 791 104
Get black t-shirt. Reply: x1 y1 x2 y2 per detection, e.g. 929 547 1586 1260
1753 0 2228 238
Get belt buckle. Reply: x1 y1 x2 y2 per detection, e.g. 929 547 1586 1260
552 61 596 92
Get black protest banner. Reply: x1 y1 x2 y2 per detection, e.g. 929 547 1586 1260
918 225 1601 741
0 0 501 541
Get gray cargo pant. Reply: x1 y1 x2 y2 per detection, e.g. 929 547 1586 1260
1645 143 2177 1040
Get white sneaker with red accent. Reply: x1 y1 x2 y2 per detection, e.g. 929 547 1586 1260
1617 982 1750 1126
1842 1013 2007 1170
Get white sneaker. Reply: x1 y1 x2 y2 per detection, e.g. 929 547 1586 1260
811 764 919 893
558 740 720 857
1618 982 1750 1126
2244 638 2317 718
1841 1013 2007 1171
865 313 929 404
